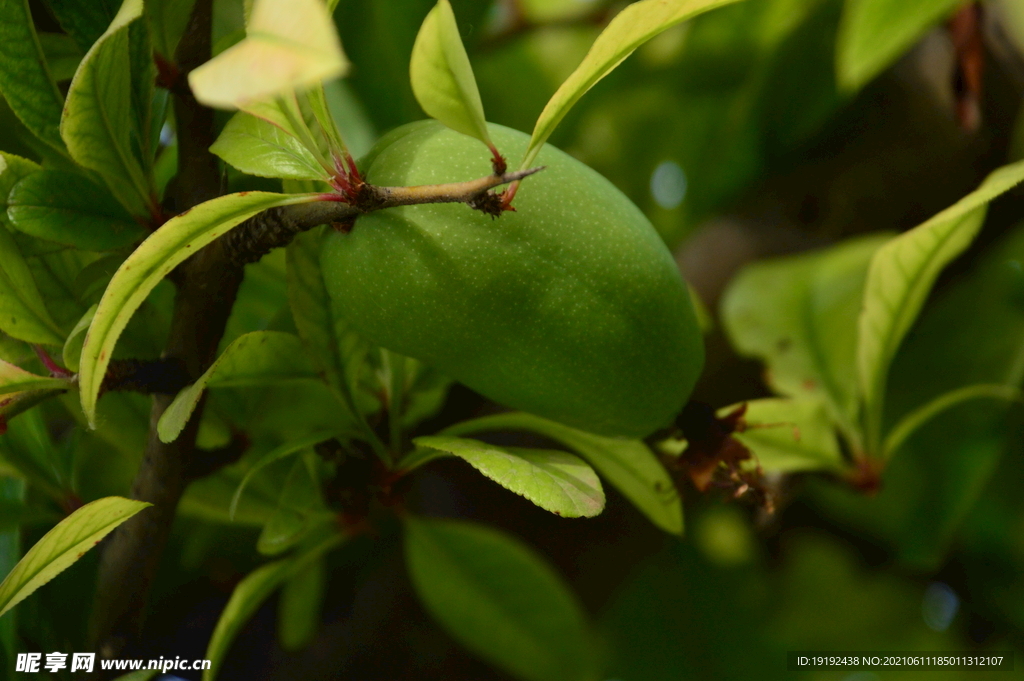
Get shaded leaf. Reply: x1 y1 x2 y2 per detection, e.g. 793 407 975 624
229 432 334 521
0 0 68 154
858 159 1024 448
146 0 197 59
721 234 889 440
36 32 83 82
521 0 742 169
413 435 604 518
203 533 343 681
278 555 324 651
0 496 149 618
256 454 327 556
7 170 146 251
61 304 96 372
405 516 595 681
211 112 328 180
836 0 963 91
44 0 122 53
158 331 316 443
78 191 314 427
189 0 348 110
0 208 65 346
60 0 153 218
410 0 491 147
444 412 682 534
724 398 844 473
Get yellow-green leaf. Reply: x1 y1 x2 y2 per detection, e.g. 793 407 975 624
520 0 742 170
79 191 315 427
189 0 348 110
0 359 70 397
0 497 150 619
410 0 491 148
858 159 1024 448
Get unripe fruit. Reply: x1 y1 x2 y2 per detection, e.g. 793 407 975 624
321 121 703 438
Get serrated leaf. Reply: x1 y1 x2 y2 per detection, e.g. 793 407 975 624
203 532 342 681
836 0 964 91
0 496 149 619
721 234 890 441
444 413 682 535
7 170 146 251
405 516 595 681
520 0 742 170
78 191 315 427
0 359 70 397
858 159 1024 449
0 214 65 346
413 436 604 518
410 0 491 147
211 112 327 180
0 0 68 155
61 0 154 218
189 0 348 110
724 398 844 473
158 331 317 443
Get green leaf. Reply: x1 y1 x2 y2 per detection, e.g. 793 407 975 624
413 436 605 518
410 0 492 148
146 0 197 59
189 0 348 110
37 32 84 82
0 218 65 346
62 303 96 372
724 398 844 473
211 112 328 180
158 331 317 443
0 0 68 155
78 191 314 427
405 516 595 681
444 413 682 535
836 0 964 91
44 0 122 53
721 234 890 443
278 555 324 651
256 454 327 555
7 170 147 251
0 496 150 618
0 358 70 396
60 0 153 218
882 384 1023 460
287 226 371 419
203 532 343 681
229 432 335 521
0 152 38 223
520 0 742 170
857 159 1024 449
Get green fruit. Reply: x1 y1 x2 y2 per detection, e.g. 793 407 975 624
321 121 703 438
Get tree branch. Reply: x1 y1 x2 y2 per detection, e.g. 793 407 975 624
224 166 544 267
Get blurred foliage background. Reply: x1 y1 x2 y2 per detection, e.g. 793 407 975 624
3 0 1024 679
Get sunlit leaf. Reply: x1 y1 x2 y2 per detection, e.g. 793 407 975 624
0 0 68 155
203 532 342 681
413 436 605 518
410 0 492 148
78 191 315 427
0 496 149 618
158 331 316 443
0 359 70 397
211 112 328 180
60 0 153 218
858 159 1024 449
7 170 146 251
521 0 742 170
61 304 96 373
444 412 682 534
189 0 348 110
836 0 964 91
405 516 595 681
